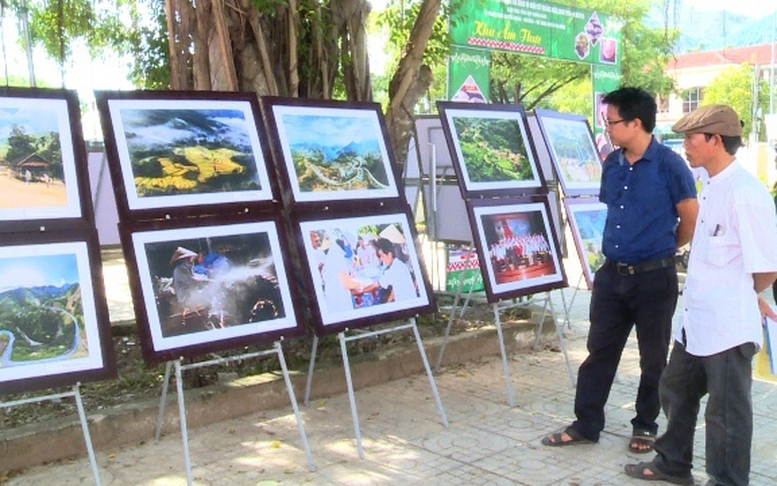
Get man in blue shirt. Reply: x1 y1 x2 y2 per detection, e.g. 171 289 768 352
543 87 698 453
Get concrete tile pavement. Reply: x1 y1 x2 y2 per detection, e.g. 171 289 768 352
7 257 777 485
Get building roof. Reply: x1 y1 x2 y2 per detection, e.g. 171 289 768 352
667 43 777 70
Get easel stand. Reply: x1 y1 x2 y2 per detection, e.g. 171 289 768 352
0 383 101 485
154 341 315 485
435 281 576 406
303 318 449 459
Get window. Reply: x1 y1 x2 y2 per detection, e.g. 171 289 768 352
682 88 703 113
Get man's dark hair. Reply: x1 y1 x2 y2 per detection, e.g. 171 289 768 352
602 87 657 133
374 238 395 257
703 133 743 155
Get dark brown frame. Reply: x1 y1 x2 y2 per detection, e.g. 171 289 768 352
261 97 402 210
120 213 305 364
292 205 436 335
0 87 94 233
466 195 567 303
534 108 602 196
0 228 116 395
95 90 279 222
437 101 546 199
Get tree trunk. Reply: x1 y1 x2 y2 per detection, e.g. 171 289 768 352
385 0 441 166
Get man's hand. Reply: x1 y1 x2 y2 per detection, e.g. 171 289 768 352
758 295 777 322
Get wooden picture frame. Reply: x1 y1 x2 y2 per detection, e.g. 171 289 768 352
96 90 278 221
534 109 602 196
437 101 545 198
0 87 93 232
564 197 607 289
121 214 303 364
293 207 436 335
261 97 401 207
467 196 567 302
0 229 115 395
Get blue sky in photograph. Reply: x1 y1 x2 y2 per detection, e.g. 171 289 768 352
0 107 60 141
0 254 78 294
282 114 378 147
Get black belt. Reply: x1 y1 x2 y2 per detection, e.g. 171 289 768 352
609 256 675 276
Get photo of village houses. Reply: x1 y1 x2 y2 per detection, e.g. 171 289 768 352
0 105 68 211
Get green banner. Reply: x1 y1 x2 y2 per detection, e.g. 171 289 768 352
450 0 623 67
591 64 621 159
447 46 491 102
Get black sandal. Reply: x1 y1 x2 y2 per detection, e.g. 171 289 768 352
629 429 656 453
541 426 593 447
624 461 693 484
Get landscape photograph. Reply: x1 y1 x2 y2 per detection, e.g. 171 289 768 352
536 111 601 194
270 104 397 202
103 97 274 210
0 241 105 387
565 199 607 288
438 105 542 195
0 97 81 220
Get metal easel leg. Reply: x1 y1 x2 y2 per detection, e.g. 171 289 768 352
339 331 364 459
304 334 319 406
275 341 316 471
548 295 576 387
173 359 193 486
73 383 101 486
493 303 516 407
154 360 173 440
410 318 449 427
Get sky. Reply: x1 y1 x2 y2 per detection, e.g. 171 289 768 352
0 0 774 108
681 0 777 17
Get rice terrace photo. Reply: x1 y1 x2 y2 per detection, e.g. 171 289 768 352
99 94 275 212
116 108 263 196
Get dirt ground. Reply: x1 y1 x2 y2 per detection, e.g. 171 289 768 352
0 169 67 209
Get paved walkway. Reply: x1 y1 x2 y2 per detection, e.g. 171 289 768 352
7 258 777 485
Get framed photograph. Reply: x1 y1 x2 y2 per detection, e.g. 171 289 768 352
0 229 115 395
534 109 602 196
261 97 400 206
294 208 435 335
96 90 277 220
564 198 607 289
467 196 567 302
122 216 303 364
437 101 545 198
0 87 93 231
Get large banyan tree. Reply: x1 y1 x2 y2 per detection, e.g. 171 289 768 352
162 0 440 164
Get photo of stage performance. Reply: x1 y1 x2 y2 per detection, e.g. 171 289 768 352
469 198 566 301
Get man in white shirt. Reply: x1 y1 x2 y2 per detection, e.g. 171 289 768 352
625 105 777 485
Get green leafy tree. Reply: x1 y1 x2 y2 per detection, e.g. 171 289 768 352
489 0 679 113
5 125 37 164
702 63 769 142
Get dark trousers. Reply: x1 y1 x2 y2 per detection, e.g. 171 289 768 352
654 342 755 486
570 260 677 441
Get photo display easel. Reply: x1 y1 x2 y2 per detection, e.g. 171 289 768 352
261 96 448 458
433 101 576 404
533 109 607 326
0 87 117 485
95 90 314 482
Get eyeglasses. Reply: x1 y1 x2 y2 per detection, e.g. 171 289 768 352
604 118 628 127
